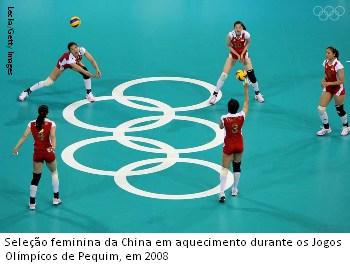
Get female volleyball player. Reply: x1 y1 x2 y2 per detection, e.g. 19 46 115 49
13 105 61 210
210 20 264 105
18 42 102 102
317 47 349 136
218 80 249 203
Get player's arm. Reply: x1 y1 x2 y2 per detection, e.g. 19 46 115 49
13 127 31 155
50 126 56 151
70 63 96 78
219 119 224 129
330 69 344 86
322 69 345 87
242 80 249 115
241 38 251 57
84 50 102 78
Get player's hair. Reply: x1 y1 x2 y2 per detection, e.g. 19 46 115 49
228 99 239 114
234 21 246 30
327 46 339 59
36 105 49 131
67 41 78 50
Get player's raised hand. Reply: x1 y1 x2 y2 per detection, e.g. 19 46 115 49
243 78 249 88
12 148 19 156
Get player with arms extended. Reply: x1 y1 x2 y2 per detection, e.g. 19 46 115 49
18 42 101 102
218 80 249 203
210 21 264 105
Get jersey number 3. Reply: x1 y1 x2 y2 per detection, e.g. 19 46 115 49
232 123 239 134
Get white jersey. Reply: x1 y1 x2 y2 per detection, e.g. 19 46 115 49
227 30 251 41
69 47 86 65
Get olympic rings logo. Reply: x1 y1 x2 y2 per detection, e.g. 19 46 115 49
313 5 345 21
61 77 234 200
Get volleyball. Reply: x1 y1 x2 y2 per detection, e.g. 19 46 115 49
235 70 247 81
70 16 81 28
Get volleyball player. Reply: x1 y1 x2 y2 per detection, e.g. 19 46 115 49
18 42 101 102
13 105 61 210
317 47 349 136
218 80 249 202
210 21 264 105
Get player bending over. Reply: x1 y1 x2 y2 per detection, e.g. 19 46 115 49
18 42 101 102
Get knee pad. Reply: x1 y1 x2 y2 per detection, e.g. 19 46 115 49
336 104 346 117
31 173 42 186
232 162 241 172
81 66 90 79
43 77 54 87
318 105 326 114
247 69 257 83
220 72 228 81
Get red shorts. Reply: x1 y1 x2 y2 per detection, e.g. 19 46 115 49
33 149 56 163
223 138 244 155
325 86 345 96
230 51 248 60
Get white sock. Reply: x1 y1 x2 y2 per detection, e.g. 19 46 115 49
252 82 260 93
30 185 37 198
219 173 227 196
29 81 46 92
51 170 59 193
215 72 228 93
84 79 92 92
319 111 329 126
340 114 348 126
233 172 241 191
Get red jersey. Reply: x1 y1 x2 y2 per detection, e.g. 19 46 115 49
28 119 56 163
28 119 55 151
221 111 245 154
228 30 250 58
323 58 345 96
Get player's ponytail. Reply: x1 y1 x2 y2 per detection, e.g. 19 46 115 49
327 46 339 59
228 99 239 114
36 105 49 131
234 21 246 30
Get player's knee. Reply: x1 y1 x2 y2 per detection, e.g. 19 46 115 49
221 168 229 177
220 72 228 81
247 69 257 83
336 104 346 117
43 77 54 87
232 161 241 172
31 173 42 186
318 105 326 114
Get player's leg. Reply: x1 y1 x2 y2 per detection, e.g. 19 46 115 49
317 91 333 136
18 67 61 101
219 152 233 203
46 160 62 205
231 152 243 196
29 161 43 210
243 57 264 103
210 56 236 105
334 93 349 136
79 66 95 102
